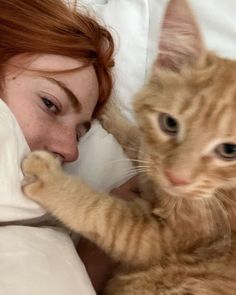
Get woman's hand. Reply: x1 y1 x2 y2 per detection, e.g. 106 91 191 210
77 176 139 294
110 176 140 200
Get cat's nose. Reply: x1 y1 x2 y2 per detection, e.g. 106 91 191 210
165 170 190 186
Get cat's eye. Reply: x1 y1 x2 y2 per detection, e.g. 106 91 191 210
158 113 179 136
215 143 236 160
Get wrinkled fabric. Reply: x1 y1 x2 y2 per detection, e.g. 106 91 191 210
0 100 45 222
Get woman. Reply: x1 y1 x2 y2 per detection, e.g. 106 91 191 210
0 0 114 151
0 0 138 293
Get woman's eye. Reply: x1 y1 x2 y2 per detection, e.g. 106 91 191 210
158 113 179 136
41 97 59 114
215 143 236 160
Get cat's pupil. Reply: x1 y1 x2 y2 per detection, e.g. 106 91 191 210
159 113 178 136
166 117 176 129
215 143 236 160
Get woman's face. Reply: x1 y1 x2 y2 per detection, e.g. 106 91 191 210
1 54 99 163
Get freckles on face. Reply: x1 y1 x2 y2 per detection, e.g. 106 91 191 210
1 54 99 162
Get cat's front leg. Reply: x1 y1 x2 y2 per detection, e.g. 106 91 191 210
99 99 140 162
22 151 163 268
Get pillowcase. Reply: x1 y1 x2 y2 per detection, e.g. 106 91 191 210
0 99 45 222
80 0 150 120
64 120 133 192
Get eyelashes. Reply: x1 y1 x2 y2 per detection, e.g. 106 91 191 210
40 95 91 142
41 96 60 115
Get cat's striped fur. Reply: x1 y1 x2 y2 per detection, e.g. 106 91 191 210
22 0 236 294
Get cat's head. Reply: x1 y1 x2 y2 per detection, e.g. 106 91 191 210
134 0 236 200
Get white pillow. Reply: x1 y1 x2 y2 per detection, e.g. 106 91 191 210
80 0 150 119
64 120 133 191
0 99 45 222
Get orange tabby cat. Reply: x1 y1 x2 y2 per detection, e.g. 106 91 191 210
22 0 236 294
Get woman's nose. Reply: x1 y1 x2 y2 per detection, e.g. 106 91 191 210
50 131 79 163
60 144 79 163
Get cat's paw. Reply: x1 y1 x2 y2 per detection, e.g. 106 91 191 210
21 151 62 202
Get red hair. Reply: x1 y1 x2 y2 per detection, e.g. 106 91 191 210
0 0 114 115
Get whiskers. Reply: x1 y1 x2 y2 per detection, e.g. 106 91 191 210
121 161 152 179
101 144 161 180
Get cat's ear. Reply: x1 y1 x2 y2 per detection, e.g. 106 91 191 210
156 0 205 71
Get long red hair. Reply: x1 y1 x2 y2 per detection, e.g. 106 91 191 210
0 0 114 115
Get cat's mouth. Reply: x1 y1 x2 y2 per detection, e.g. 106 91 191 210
156 173 208 199
159 181 214 199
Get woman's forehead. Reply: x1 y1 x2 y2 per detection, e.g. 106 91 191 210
7 54 84 72
4 54 99 119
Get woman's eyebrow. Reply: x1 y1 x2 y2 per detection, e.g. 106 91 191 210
43 76 82 112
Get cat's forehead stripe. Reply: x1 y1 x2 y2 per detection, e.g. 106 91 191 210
203 84 236 135
180 94 204 120
169 72 236 138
